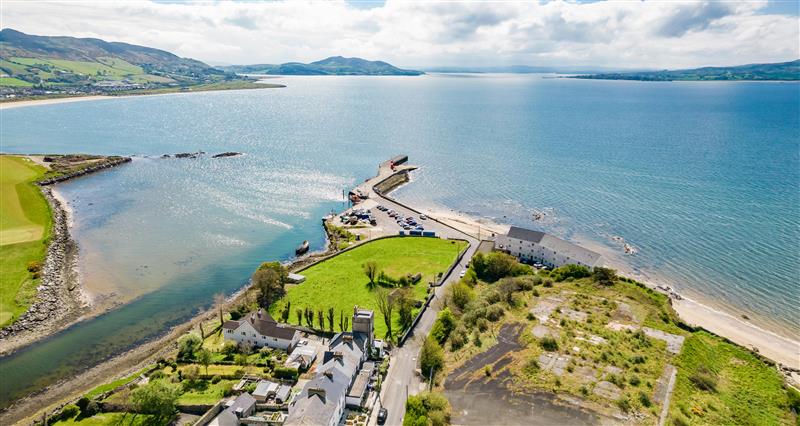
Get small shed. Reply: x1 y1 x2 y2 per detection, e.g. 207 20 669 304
287 273 306 284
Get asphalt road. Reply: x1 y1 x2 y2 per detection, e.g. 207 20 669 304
360 166 480 426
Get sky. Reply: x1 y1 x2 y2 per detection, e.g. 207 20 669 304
1 0 799 69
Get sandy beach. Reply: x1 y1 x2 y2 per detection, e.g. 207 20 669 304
0 95 118 110
422 207 800 371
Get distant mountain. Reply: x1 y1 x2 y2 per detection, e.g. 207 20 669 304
572 60 800 81
0 28 226 86
222 56 424 76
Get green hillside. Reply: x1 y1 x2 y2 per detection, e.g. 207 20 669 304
573 60 800 81
0 28 229 89
222 56 424 76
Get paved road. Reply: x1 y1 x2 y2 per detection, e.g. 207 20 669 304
359 162 481 426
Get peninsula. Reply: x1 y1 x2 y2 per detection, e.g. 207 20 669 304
571 59 800 81
221 56 424 76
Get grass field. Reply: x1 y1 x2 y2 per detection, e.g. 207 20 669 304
269 237 466 338
0 77 34 87
668 331 794 425
53 412 161 426
0 156 52 326
11 57 145 80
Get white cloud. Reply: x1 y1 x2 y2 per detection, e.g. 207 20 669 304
1 0 797 68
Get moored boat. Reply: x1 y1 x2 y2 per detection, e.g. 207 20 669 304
295 240 310 255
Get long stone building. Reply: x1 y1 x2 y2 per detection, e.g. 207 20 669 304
496 226 603 269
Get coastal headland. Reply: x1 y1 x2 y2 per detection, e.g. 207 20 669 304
0 155 131 355
1 155 797 425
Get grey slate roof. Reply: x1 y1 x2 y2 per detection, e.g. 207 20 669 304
223 310 298 340
227 392 256 416
538 234 602 266
209 408 239 426
507 226 546 243
285 367 349 425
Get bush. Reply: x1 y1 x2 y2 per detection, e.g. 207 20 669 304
638 391 651 407
550 264 590 282
539 337 559 352
447 281 474 311
689 365 717 392
210 375 222 384
523 358 540 375
273 366 299 381
404 391 451 426
616 397 631 413
420 338 444 378
430 308 457 344
486 304 505 322
177 333 202 360
59 405 80 420
449 325 468 351
629 375 641 386
470 252 530 282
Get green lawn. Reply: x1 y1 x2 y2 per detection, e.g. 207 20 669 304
269 237 467 338
0 77 34 87
668 331 795 425
54 412 163 426
0 156 51 326
84 366 151 399
11 57 144 80
177 379 237 405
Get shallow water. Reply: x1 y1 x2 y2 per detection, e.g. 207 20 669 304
0 75 798 407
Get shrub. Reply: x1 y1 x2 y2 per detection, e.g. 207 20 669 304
447 281 475 311
638 391 651 407
449 325 468 351
690 366 717 392
616 397 631 413
470 252 530 282
472 330 482 347
59 405 79 420
404 391 451 426
273 366 299 381
420 337 444 378
177 333 202 360
523 358 540 375
486 304 505 322
539 337 559 351
550 264 590 282
430 308 457 344
149 370 166 380
27 261 42 273
476 318 489 332
629 375 641 386
210 375 222 384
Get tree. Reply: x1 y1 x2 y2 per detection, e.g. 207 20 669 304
304 307 314 327
471 252 530 282
396 288 415 331
430 308 457 344
343 313 349 332
130 381 181 420
419 337 444 379
178 333 202 360
327 307 335 332
447 281 474 311
592 266 617 286
317 309 324 330
213 293 226 330
281 301 291 323
197 349 212 375
404 391 451 426
252 266 284 308
363 261 378 288
339 310 345 331
296 308 303 325
375 288 395 339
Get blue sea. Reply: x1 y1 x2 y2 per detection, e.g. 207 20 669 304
1 74 798 406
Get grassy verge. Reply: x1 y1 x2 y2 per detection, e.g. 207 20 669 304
269 237 466 339
668 331 794 425
0 156 51 326
83 366 151 399
53 412 161 426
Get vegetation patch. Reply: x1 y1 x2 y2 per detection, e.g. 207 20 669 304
268 237 466 339
0 156 51 326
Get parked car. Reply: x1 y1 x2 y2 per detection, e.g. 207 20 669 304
419 214 428 220
377 408 388 424
459 270 466 278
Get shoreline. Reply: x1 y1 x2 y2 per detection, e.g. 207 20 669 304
391 169 800 372
0 80 286 111
0 187 88 355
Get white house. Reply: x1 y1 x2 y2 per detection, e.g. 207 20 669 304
496 226 603 269
222 309 300 351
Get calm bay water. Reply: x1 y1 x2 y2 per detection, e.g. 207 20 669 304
1 75 798 407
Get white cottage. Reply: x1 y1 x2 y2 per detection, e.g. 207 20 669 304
496 226 603 269
222 309 300 351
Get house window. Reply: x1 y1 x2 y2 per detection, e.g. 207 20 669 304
241 331 246 336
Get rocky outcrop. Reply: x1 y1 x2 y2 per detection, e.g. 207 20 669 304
38 157 131 186
0 188 86 353
212 152 242 158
